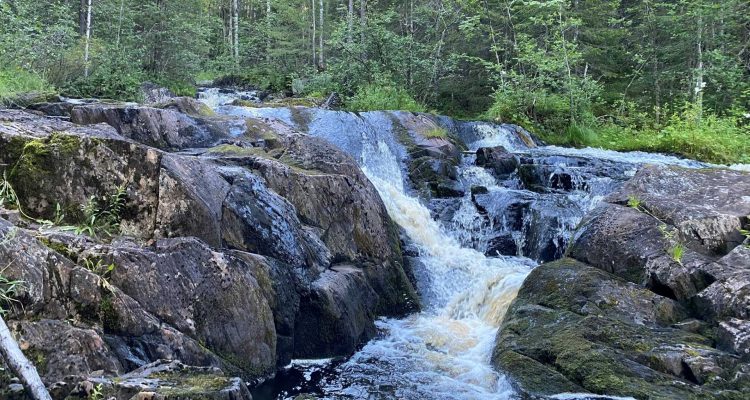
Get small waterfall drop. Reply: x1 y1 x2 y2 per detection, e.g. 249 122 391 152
200 90 727 399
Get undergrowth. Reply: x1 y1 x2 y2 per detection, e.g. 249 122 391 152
346 84 426 113
0 67 54 106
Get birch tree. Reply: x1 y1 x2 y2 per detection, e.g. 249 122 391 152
83 0 93 77
232 0 239 68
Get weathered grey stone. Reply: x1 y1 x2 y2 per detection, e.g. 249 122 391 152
492 259 747 399
475 146 518 177
74 360 253 400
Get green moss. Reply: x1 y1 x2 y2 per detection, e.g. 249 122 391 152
22 348 47 372
244 119 280 143
204 144 266 157
48 133 82 156
494 350 582 396
152 371 232 398
423 127 449 139
100 294 119 333
36 236 76 260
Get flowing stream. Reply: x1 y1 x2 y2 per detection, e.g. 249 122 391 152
200 91 714 399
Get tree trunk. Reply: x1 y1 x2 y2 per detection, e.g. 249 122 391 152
0 317 52 400
265 0 271 62
311 0 317 66
232 0 240 68
695 11 704 124
79 0 87 36
319 0 324 68
84 0 93 77
116 0 124 48
359 0 366 45
348 0 354 43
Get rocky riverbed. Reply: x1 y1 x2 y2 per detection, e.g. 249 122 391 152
0 91 748 400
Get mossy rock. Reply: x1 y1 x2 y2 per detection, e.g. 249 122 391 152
80 360 252 400
492 258 747 399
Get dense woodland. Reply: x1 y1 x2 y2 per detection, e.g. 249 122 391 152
1 0 749 163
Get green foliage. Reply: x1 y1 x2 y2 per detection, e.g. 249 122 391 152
627 195 642 210
668 243 685 265
0 68 54 106
0 273 23 316
74 185 127 238
0 172 18 210
82 257 116 280
0 229 25 316
658 224 685 265
89 383 105 400
62 53 145 101
544 108 750 164
347 85 426 113
423 127 449 140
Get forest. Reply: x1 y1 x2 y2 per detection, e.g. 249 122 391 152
1 0 749 163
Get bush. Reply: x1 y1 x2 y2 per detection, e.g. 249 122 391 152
562 125 598 147
346 85 426 112
551 108 750 164
485 89 575 135
0 68 54 105
62 56 145 101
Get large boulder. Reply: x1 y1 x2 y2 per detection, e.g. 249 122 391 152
0 107 420 397
493 165 750 398
475 146 518 178
493 259 748 399
391 112 465 199
69 101 230 150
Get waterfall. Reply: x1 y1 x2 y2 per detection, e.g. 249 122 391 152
200 90 724 399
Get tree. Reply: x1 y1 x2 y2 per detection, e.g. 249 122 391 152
83 0 93 77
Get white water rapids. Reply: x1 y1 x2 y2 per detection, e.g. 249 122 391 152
199 91 728 399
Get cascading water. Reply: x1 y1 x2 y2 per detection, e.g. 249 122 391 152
217 104 532 398
201 91 724 399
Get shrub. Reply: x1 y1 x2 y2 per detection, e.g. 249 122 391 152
563 125 598 147
62 56 145 101
346 85 426 112
0 68 55 106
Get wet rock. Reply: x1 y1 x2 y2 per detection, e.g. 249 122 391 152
475 146 518 177
497 165 750 398
140 82 175 104
717 319 750 358
27 101 77 118
0 113 161 238
605 165 750 256
570 203 712 299
156 96 215 117
75 360 252 400
485 234 518 257
102 237 277 376
154 155 230 247
492 259 747 399
0 106 419 394
293 265 378 358
70 103 233 150
391 112 463 199
8 319 124 384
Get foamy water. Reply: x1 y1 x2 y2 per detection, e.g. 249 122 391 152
202 94 730 399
